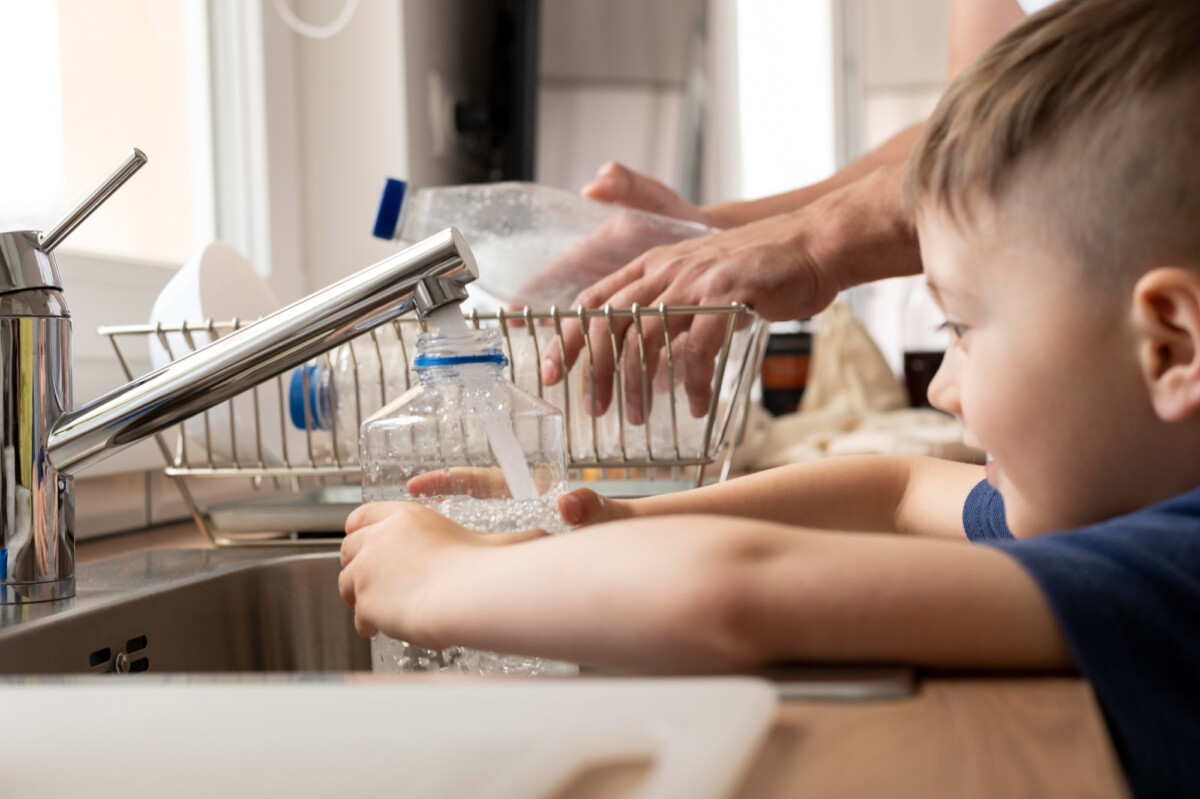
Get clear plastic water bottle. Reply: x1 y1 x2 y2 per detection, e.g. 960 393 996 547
372 179 718 309
288 335 415 465
359 320 577 676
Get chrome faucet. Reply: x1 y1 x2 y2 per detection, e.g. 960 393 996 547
0 150 479 604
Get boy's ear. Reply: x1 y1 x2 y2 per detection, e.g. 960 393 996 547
1132 267 1200 422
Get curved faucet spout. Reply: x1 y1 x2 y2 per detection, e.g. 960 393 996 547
46 227 478 476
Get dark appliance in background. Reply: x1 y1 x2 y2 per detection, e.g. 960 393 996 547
448 0 539 182
430 0 705 191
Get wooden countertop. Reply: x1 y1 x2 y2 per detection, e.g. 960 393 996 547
78 527 1130 798
735 677 1127 798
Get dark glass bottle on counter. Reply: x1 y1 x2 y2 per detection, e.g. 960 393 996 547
761 322 813 416
901 278 948 409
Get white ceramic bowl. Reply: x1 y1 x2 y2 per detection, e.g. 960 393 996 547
148 241 290 464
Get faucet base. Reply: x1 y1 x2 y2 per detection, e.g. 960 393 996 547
0 577 75 604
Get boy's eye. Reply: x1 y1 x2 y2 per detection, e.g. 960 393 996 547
936 321 968 340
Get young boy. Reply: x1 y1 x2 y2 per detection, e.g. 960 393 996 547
339 0 1200 794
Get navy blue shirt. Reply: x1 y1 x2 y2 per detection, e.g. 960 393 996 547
963 480 1200 798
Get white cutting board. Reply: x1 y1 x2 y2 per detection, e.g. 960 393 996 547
1 677 777 799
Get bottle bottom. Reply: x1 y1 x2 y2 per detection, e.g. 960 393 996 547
371 633 578 677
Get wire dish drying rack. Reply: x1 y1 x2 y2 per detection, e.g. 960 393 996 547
100 304 767 546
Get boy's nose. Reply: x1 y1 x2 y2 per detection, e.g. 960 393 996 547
926 355 960 415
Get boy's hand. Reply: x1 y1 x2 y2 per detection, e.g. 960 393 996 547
338 502 548 643
407 472 638 528
557 487 636 526
406 467 563 499
406 467 513 499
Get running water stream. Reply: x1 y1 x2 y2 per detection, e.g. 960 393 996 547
369 303 575 675
426 303 538 500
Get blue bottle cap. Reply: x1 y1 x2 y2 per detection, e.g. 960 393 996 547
373 178 408 240
289 364 329 431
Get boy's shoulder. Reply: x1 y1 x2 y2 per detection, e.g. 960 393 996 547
967 479 1200 549
975 481 1200 798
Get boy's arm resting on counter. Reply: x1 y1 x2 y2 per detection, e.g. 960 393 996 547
565 455 985 539
339 502 1073 674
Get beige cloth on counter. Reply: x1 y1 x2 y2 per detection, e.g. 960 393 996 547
751 301 983 469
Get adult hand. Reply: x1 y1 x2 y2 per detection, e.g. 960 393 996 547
338 502 549 642
502 162 717 309
540 209 839 423
580 161 712 225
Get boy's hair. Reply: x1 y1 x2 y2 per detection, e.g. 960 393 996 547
904 0 1200 276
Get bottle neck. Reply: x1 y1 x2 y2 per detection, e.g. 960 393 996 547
413 328 508 383
416 360 506 384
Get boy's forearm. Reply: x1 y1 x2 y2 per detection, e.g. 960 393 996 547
423 515 785 672
419 513 1070 673
626 455 967 536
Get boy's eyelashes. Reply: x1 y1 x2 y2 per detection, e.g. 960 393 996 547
936 320 969 339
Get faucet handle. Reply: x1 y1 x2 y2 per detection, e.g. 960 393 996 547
38 148 147 253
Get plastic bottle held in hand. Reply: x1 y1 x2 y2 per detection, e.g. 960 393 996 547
359 321 577 676
287 334 416 465
372 179 718 309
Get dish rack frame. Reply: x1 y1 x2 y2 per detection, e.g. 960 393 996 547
100 304 767 547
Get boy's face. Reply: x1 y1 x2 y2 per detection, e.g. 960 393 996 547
919 203 1157 537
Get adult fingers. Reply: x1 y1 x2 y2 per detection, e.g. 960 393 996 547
504 303 528 328
682 312 741 418
581 162 709 224
577 265 679 416
540 259 649 386
620 313 657 426
620 307 691 426
577 309 625 418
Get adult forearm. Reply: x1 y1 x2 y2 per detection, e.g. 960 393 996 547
808 161 924 290
703 124 923 229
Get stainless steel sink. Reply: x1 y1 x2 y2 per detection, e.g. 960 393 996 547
0 548 915 701
0 550 368 674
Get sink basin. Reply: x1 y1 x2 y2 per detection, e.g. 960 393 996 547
0 548 915 700
0 550 368 674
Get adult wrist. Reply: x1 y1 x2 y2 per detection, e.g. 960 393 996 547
803 163 922 293
698 203 737 230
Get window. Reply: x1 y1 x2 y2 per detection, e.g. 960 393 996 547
0 1 221 533
735 0 837 198
0 0 214 265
